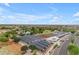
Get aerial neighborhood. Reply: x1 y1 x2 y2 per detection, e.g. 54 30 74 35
0 25 79 55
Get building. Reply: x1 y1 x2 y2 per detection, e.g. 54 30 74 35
19 31 71 51
19 35 50 51
25 31 31 35
45 31 70 44
46 36 59 43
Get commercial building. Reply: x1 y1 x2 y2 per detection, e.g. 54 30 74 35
19 35 50 51
45 31 70 43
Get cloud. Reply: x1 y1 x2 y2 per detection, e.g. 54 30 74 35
53 16 59 20
0 3 10 7
11 13 53 22
4 3 10 7
48 15 62 24
0 6 63 24
72 12 79 23
73 12 79 17
49 7 58 12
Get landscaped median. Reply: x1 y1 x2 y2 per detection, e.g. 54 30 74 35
67 43 79 55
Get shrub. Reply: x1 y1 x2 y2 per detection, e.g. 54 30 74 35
29 45 37 51
21 45 28 54
33 50 37 55
0 33 9 42
67 43 75 51
53 44 58 49
43 30 52 34
71 39 74 43
0 36 8 42
21 45 28 51
67 43 79 55
63 29 76 34
11 35 21 43
3 32 10 37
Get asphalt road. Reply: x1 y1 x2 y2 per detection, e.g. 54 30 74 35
58 40 70 55
74 36 79 47
51 34 79 55
53 39 71 55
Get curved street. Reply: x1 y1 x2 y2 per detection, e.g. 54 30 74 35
53 35 71 55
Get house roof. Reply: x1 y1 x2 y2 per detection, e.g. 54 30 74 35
36 31 68 39
20 35 49 51
46 36 59 42
19 31 69 51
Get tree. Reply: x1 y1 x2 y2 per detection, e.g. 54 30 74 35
3 32 10 37
31 27 40 34
67 43 79 55
71 39 74 43
0 37 8 42
33 50 37 55
63 28 76 34
11 35 21 43
29 45 37 51
21 45 28 54
0 33 9 42
38 28 44 33
75 31 79 36
53 44 58 49
70 34 75 43
19 32 25 36
21 45 28 51
43 30 52 34
0 36 8 42
9 30 17 34
67 43 75 51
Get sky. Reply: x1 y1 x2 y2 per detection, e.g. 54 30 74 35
0 3 79 24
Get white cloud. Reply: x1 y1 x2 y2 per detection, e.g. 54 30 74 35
73 12 79 17
1 13 62 24
0 6 63 24
48 15 62 24
72 12 79 23
53 16 59 20
49 7 58 12
13 13 52 21
3 3 10 7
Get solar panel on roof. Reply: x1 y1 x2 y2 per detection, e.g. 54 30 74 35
39 41 49 46
32 43 44 50
42 40 49 44
38 42 48 48
33 43 45 49
20 35 50 50
34 42 47 49
39 42 48 47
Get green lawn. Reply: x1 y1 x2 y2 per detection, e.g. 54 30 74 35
67 43 79 55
